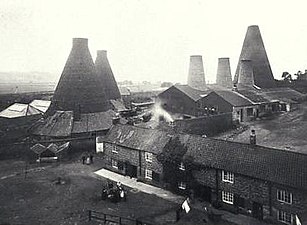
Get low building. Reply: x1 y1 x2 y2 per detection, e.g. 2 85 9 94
100 124 307 224
157 84 259 122
101 124 172 186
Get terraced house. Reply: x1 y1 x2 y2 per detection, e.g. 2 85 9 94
100 124 307 224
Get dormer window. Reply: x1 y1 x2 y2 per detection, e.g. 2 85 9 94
179 162 185 171
222 170 234 183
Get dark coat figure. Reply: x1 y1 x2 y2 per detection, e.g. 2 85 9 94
90 154 93 164
101 188 108 200
82 155 86 164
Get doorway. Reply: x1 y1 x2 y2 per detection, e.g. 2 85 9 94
252 202 263 220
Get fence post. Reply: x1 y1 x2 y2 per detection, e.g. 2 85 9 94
104 214 106 224
119 217 122 225
88 210 92 221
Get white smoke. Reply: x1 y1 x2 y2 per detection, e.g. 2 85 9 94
151 102 174 122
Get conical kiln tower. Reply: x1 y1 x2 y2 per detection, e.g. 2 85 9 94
216 57 233 88
187 55 207 90
234 25 276 88
50 38 109 114
95 50 121 100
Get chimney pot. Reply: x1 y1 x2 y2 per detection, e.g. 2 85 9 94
250 129 256 145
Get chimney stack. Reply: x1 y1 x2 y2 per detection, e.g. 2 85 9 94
95 50 121 100
216 57 232 88
238 59 254 87
187 55 206 91
234 25 276 88
250 129 256 145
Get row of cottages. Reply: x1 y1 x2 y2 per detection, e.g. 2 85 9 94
157 85 306 123
100 124 307 225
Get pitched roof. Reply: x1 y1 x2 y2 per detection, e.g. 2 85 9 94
237 89 272 103
260 87 305 103
110 99 127 112
0 103 42 118
173 85 211 101
72 110 115 134
29 100 51 113
183 135 307 191
104 124 172 154
214 90 254 107
32 111 74 137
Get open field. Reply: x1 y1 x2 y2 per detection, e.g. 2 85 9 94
0 158 226 225
216 102 307 154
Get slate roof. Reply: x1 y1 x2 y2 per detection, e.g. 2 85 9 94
104 124 172 154
173 85 211 101
214 90 254 107
183 135 307 191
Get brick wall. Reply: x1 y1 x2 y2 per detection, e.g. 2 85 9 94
103 142 163 186
173 113 233 136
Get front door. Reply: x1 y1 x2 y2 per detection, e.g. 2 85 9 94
125 162 138 178
252 202 263 220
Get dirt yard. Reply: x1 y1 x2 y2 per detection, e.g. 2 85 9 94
0 158 221 225
216 102 307 154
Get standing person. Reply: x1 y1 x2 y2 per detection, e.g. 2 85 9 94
82 155 86 164
90 154 94 164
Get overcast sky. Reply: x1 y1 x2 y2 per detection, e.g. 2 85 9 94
0 0 307 84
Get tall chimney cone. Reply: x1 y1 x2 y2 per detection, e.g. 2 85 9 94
216 57 232 88
187 55 206 91
250 129 256 145
234 25 276 88
238 59 254 87
95 50 121 100
49 38 110 114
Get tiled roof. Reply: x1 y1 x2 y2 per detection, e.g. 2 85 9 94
183 135 307 191
72 110 115 134
260 87 306 103
105 124 172 154
237 89 272 103
32 110 115 137
174 85 211 102
214 90 254 107
32 111 74 137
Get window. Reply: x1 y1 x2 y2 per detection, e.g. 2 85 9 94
222 191 234 205
178 181 186 190
222 170 234 183
145 169 152 180
145 152 153 162
112 144 118 153
111 159 118 169
278 210 293 225
247 108 253 116
277 190 292 204
179 162 185 171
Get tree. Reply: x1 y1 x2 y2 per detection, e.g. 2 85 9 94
282 72 292 82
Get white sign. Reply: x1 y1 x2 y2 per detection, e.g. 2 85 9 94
96 137 104 153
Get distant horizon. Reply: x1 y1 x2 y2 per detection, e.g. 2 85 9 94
1 0 307 85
